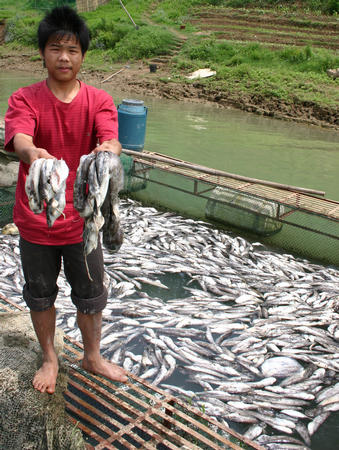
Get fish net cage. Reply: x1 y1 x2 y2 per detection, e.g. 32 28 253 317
0 304 86 450
120 153 149 194
122 150 339 268
205 186 284 236
0 186 15 227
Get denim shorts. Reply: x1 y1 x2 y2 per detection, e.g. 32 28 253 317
19 237 107 314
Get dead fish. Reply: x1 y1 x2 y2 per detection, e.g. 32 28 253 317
25 157 69 226
73 152 124 279
73 153 96 213
307 412 330 436
2 196 339 447
25 158 45 213
261 357 304 378
101 154 124 253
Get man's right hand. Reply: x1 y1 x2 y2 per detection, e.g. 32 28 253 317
13 133 54 165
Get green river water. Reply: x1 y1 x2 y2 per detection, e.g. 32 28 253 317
1 72 338 199
1 72 338 267
0 73 339 448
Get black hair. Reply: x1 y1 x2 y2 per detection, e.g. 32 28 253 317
38 6 90 55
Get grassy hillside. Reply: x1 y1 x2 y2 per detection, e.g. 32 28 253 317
0 0 338 117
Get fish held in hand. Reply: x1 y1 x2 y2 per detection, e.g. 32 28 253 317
25 157 69 226
25 158 45 214
73 151 124 280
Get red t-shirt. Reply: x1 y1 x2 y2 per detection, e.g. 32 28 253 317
5 80 118 245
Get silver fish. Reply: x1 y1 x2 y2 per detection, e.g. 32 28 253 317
25 157 69 226
25 158 45 213
73 152 124 279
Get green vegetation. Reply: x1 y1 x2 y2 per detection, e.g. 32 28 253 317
0 0 338 110
5 14 40 47
27 0 75 10
83 2 178 60
224 0 339 15
179 39 339 75
173 40 339 106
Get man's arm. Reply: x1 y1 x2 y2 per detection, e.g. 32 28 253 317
13 133 54 165
93 138 122 156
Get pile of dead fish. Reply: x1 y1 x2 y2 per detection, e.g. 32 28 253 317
73 151 124 258
1 198 338 450
25 158 69 227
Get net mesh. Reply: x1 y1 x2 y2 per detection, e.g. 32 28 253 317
0 312 86 450
206 186 284 236
120 154 148 194
0 186 15 227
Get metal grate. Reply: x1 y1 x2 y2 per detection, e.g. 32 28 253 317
0 294 263 450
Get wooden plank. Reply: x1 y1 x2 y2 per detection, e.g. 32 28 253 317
0 293 25 310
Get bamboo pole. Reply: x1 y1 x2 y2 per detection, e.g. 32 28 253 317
119 0 139 29
101 65 129 83
122 149 326 197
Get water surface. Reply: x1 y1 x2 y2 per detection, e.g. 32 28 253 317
1 72 338 199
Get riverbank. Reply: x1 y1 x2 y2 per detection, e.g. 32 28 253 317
1 49 339 132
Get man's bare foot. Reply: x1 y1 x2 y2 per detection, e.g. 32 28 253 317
33 356 59 394
82 356 127 383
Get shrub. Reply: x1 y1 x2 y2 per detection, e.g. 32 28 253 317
108 25 177 61
322 0 339 14
90 20 130 50
5 14 40 46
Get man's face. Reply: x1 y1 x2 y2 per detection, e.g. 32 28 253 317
40 34 84 82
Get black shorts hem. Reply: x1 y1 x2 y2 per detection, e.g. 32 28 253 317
23 284 59 312
71 287 108 315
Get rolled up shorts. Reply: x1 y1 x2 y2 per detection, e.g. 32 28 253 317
19 237 107 314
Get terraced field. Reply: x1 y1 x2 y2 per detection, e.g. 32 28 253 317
190 7 339 50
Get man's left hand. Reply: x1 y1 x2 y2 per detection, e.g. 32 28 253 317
93 139 122 156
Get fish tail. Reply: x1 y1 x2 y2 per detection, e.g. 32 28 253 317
84 254 93 282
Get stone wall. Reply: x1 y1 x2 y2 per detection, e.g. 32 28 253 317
76 0 110 13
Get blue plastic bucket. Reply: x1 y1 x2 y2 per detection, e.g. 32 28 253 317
118 99 148 151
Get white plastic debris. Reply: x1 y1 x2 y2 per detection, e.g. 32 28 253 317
186 68 216 80
327 68 339 79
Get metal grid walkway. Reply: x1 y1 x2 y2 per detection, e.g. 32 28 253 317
0 294 263 450
125 150 339 222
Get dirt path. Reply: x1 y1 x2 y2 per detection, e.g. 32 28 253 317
1 51 338 131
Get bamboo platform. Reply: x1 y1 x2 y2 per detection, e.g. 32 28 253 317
123 150 339 222
0 293 263 450
122 149 339 242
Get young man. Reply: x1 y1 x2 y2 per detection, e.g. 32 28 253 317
4 6 127 393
